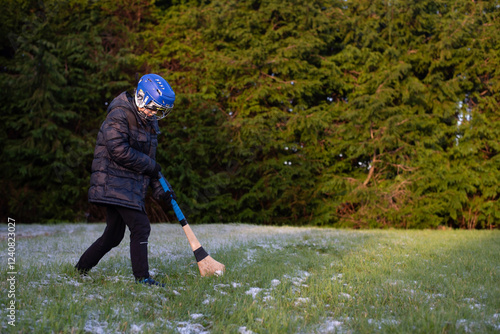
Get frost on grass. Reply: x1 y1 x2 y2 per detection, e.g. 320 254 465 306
491 314 500 331
84 312 108 334
238 326 255 334
176 321 209 334
244 272 310 303
331 273 343 281
244 248 258 263
29 274 83 290
367 318 400 330
245 287 263 299
294 297 311 306
202 296 216 305
456 319 476 333
317 318 345 333
213 284 230 295
455 314 500 333
288 271 311 285
284 270 311 294
339 292 353 300
6 223 499 334
213 282 243 296
190 313 204 320
5 223 345 270
1 223 84 239
130 324 153 333
463 298 485 310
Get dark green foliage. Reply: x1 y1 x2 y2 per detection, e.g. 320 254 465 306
316 0 500 228
143 0 348 225
0 0 142 222
1 0 498 228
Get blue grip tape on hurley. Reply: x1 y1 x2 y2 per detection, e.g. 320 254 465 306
171 199 186 222
159 173 186 222
159 176 169 192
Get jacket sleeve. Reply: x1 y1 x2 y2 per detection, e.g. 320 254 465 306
102 108 156 175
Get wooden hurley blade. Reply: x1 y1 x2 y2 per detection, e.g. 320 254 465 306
198 255 226 277
182 224 226 277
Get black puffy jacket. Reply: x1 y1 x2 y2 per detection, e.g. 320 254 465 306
88 92 164 211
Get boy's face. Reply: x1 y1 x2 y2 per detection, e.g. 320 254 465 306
139 107 157 117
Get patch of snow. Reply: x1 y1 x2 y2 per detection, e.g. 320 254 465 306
402 288 416 295
202 296 215 305
83 313 108 334
214 284 230 295
176 321 209 334
238 326 255 334
244 249 257 263
367 318 400 330
85 294 104 301
294 297 310 306
331 274 343 281
271 279 281 287
489 314 500 330
263 295 274 302
339 293 352 300
190 314 204 320
456 319 476 333
318 318 344 333
385 279 404 286
130 324 143 333
469 304 485 310
245 287 263 299
285 271 311 287
65 279 81 287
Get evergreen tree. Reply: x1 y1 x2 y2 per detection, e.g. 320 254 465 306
442 0 500 228
144 0 347 224
317 0 499 228
0 0 141 222
404 0 500 229
1 0 497 228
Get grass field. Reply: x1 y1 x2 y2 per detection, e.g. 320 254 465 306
1 223 499 333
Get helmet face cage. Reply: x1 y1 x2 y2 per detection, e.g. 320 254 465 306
134 74 175 121
144 99 174 120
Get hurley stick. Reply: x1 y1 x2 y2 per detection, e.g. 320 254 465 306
158 173 225 277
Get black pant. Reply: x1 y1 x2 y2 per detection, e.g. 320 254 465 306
76 205 151 279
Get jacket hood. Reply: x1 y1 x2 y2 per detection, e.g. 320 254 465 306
107 91 137 114
107 92 161 134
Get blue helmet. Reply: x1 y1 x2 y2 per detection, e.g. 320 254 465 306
135 74 175 120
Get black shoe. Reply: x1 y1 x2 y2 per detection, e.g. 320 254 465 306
75 265 90 276
137 277 165 287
